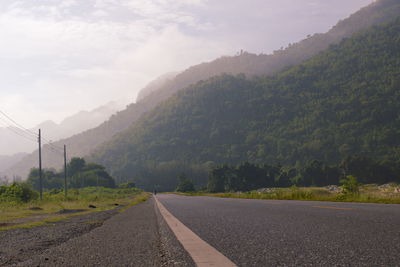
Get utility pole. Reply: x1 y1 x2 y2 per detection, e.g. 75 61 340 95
38 129 43 200
64 144 67 197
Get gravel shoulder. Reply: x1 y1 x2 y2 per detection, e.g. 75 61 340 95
0 196 194 267
0 208 118 266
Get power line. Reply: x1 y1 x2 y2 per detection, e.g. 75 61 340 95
42 140 64 153
0 119 37 143
0 110 70 200
9 125 38 140
0 109 63 151
41 137 64 151
43 145 64 156
0 112 38 142
0 110 38 137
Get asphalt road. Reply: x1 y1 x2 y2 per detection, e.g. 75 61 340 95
157 194 400 267
17 197 194 267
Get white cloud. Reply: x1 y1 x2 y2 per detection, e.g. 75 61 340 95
0 0 231 128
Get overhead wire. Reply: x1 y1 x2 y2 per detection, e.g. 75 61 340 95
0 110 38 137
0 119 38 143
42 140 64 153
9 125 38 140
0 109 65 152
41 136 64 151
43 145 64 156
0 110 39 142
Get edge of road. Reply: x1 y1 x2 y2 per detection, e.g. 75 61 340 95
154 195 237 267
154 197 196 267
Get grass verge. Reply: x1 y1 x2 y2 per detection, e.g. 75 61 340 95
174 184 400 204
0 187 149 231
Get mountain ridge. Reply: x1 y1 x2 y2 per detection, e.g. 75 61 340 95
92 16 400 190
0 101 120 156
6 0 400 179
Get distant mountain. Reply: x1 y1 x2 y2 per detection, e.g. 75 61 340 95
0 153 28 176
6 0 400 179
0 102 120 156
2 102 121 180
92 17 400 191
136 72 179 102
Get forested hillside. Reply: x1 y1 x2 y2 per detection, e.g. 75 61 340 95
136 72 179 102
6 0 400 179
92 17 400 190
137 0 400 107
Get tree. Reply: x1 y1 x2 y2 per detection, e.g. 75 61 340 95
176 174 195 192
340 175 359 195
207 166 227 193
27 159 116 190
68 157 86 177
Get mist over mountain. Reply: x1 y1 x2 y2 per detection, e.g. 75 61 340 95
0 102 120 156
5 0 399 180
136 72 179 102
0 102 121 178
0 153 27 176
92 16 400 190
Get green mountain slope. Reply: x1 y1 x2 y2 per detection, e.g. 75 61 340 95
92 17 400 190
137 0 400 107
7 0 400 179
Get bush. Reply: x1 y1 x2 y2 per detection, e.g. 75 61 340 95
118 182 136 189
0 182 38 202
340 175 359 195
176 174 195 192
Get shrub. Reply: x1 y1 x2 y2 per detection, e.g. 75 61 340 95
176 174 195 192
1 182 38 202
118 182 136 189
340 175 360 195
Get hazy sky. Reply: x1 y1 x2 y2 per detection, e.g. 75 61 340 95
0 0 373 128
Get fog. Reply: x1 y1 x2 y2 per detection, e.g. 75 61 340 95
0 0 373 128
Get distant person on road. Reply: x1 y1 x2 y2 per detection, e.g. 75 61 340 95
154 189 157 195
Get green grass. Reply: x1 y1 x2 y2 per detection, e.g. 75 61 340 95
175 184 400 204
0 187 150 231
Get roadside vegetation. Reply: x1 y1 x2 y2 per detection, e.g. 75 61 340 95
0 158 149 231
0 185 149 230
177 182 400 204
173 161 400 204
27 157 116 190
175 174 195 193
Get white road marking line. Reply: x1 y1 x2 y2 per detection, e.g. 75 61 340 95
155 196 237 267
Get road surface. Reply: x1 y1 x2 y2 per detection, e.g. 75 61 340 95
16 197 194 266
157 194 400 266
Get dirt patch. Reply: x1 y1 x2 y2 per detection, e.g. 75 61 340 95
0 222 16 227
56 209 87 214
28 207 43 211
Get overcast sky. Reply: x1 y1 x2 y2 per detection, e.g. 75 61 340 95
0 0 373 128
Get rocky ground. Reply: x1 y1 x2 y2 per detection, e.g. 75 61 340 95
0 197 194 267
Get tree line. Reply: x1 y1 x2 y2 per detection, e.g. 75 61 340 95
27 157 116 191
207 155 400 192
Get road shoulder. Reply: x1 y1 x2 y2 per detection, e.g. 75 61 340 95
12 197 193 266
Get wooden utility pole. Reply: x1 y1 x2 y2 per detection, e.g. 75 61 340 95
38 129 43 200
64 144 67 197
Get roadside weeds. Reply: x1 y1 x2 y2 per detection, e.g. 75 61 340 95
173 185 400 204
0 192 150 231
